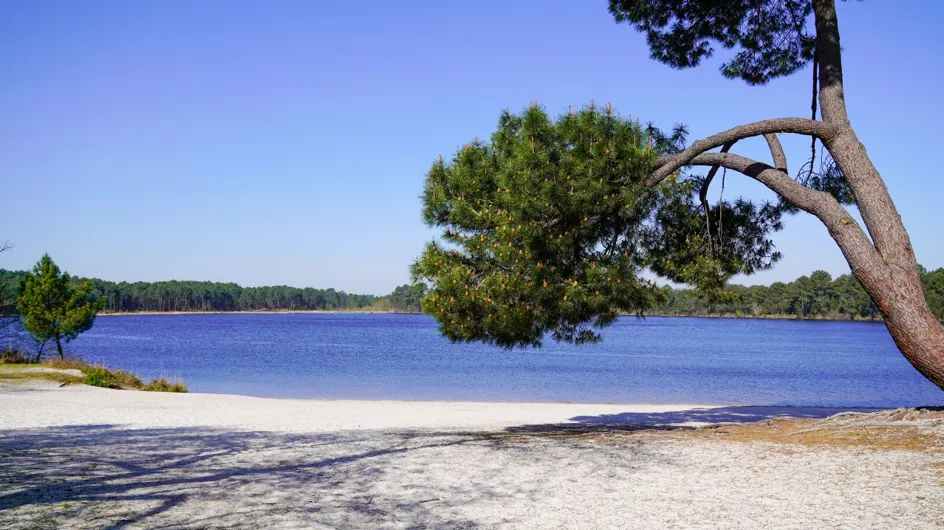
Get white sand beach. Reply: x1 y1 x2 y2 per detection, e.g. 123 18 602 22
1 383 942 529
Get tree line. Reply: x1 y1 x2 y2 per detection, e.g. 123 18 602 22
657 267 944 321
2 264 941 321
0 270 426 314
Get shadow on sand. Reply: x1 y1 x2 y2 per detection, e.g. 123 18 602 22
0 406 886 528
0 425 490 529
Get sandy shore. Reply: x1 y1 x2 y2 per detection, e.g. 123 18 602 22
1 384 941 529
0 384 719 432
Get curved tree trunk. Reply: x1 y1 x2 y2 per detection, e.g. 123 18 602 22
865 273 944 386
813 0 944 389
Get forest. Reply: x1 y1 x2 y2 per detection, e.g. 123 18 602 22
0 267 942 321
659 267 944 320
0 270 426 314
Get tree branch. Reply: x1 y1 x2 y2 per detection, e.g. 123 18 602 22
698 141 735 256
647 118 835 187
689 152 884 276
763 134 788 172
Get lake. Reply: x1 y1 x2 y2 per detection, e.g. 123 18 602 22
69 314 943 408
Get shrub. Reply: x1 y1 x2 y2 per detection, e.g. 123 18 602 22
83 366 120 389
43 358 88 370
15 354 188 392
142 377 188 393
0 348 30 364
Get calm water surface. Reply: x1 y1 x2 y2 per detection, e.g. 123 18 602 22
70 314 943 408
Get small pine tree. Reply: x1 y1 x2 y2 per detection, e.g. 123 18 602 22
17 254 104 361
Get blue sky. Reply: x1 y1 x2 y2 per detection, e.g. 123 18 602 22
1 1 942 295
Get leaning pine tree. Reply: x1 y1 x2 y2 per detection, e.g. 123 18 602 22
413 0 944 390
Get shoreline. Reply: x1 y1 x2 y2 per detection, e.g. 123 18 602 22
97 309 423 316
0 382 726 432
96 309 884 322
0 382 888 433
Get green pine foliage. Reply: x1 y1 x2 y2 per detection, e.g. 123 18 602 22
413 104 783 347
17 255 105 360
608 0 816 86
414 104 662 346
607 0 855 206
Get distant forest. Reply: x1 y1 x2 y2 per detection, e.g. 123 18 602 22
0 270 427 314
658 267 944 321
1 267 942 321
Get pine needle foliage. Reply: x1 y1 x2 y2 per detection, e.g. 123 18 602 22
413 104 782 347
609 0 817 86
17 254 105 360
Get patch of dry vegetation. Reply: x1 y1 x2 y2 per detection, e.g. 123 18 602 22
0 349 31 364
0 357 187 393
0 366 83 386
681 415 942 452
488 408 944 454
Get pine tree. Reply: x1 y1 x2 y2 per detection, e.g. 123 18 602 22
416 0 944 390
17 254 104 361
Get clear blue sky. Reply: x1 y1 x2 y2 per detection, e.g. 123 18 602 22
1 1 942 295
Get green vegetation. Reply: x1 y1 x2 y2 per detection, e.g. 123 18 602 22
660 271 873 319
368 284 427 313
140 377 188 393
0 356 187 392
414 0 944 390
0 271 423 314
1 259 940 325
17 255 105 360
658 268 944 321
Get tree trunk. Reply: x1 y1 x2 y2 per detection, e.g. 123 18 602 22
54 336 64 360
33 340 46 363
813 0 944 390
868 276 944 387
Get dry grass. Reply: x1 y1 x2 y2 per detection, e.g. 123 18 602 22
678 417 942 452
499 412 944 454
140 376 187 393
0 349 31 364
0 367 82 386
0 358 187 393
42 358 88 371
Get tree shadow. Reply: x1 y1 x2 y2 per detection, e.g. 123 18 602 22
0 424 494 529
505 405 881 433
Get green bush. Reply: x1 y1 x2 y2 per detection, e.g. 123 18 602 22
83 366 120 389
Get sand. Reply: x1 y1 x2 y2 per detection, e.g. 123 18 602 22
1 384 941 529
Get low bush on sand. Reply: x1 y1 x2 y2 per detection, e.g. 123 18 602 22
0 348 30 364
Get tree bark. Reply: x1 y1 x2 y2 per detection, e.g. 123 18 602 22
54 336 63 360
811 0 944 389
689 151 944 388
640 1 944 389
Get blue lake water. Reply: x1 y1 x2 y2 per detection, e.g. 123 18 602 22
68 314 943 408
